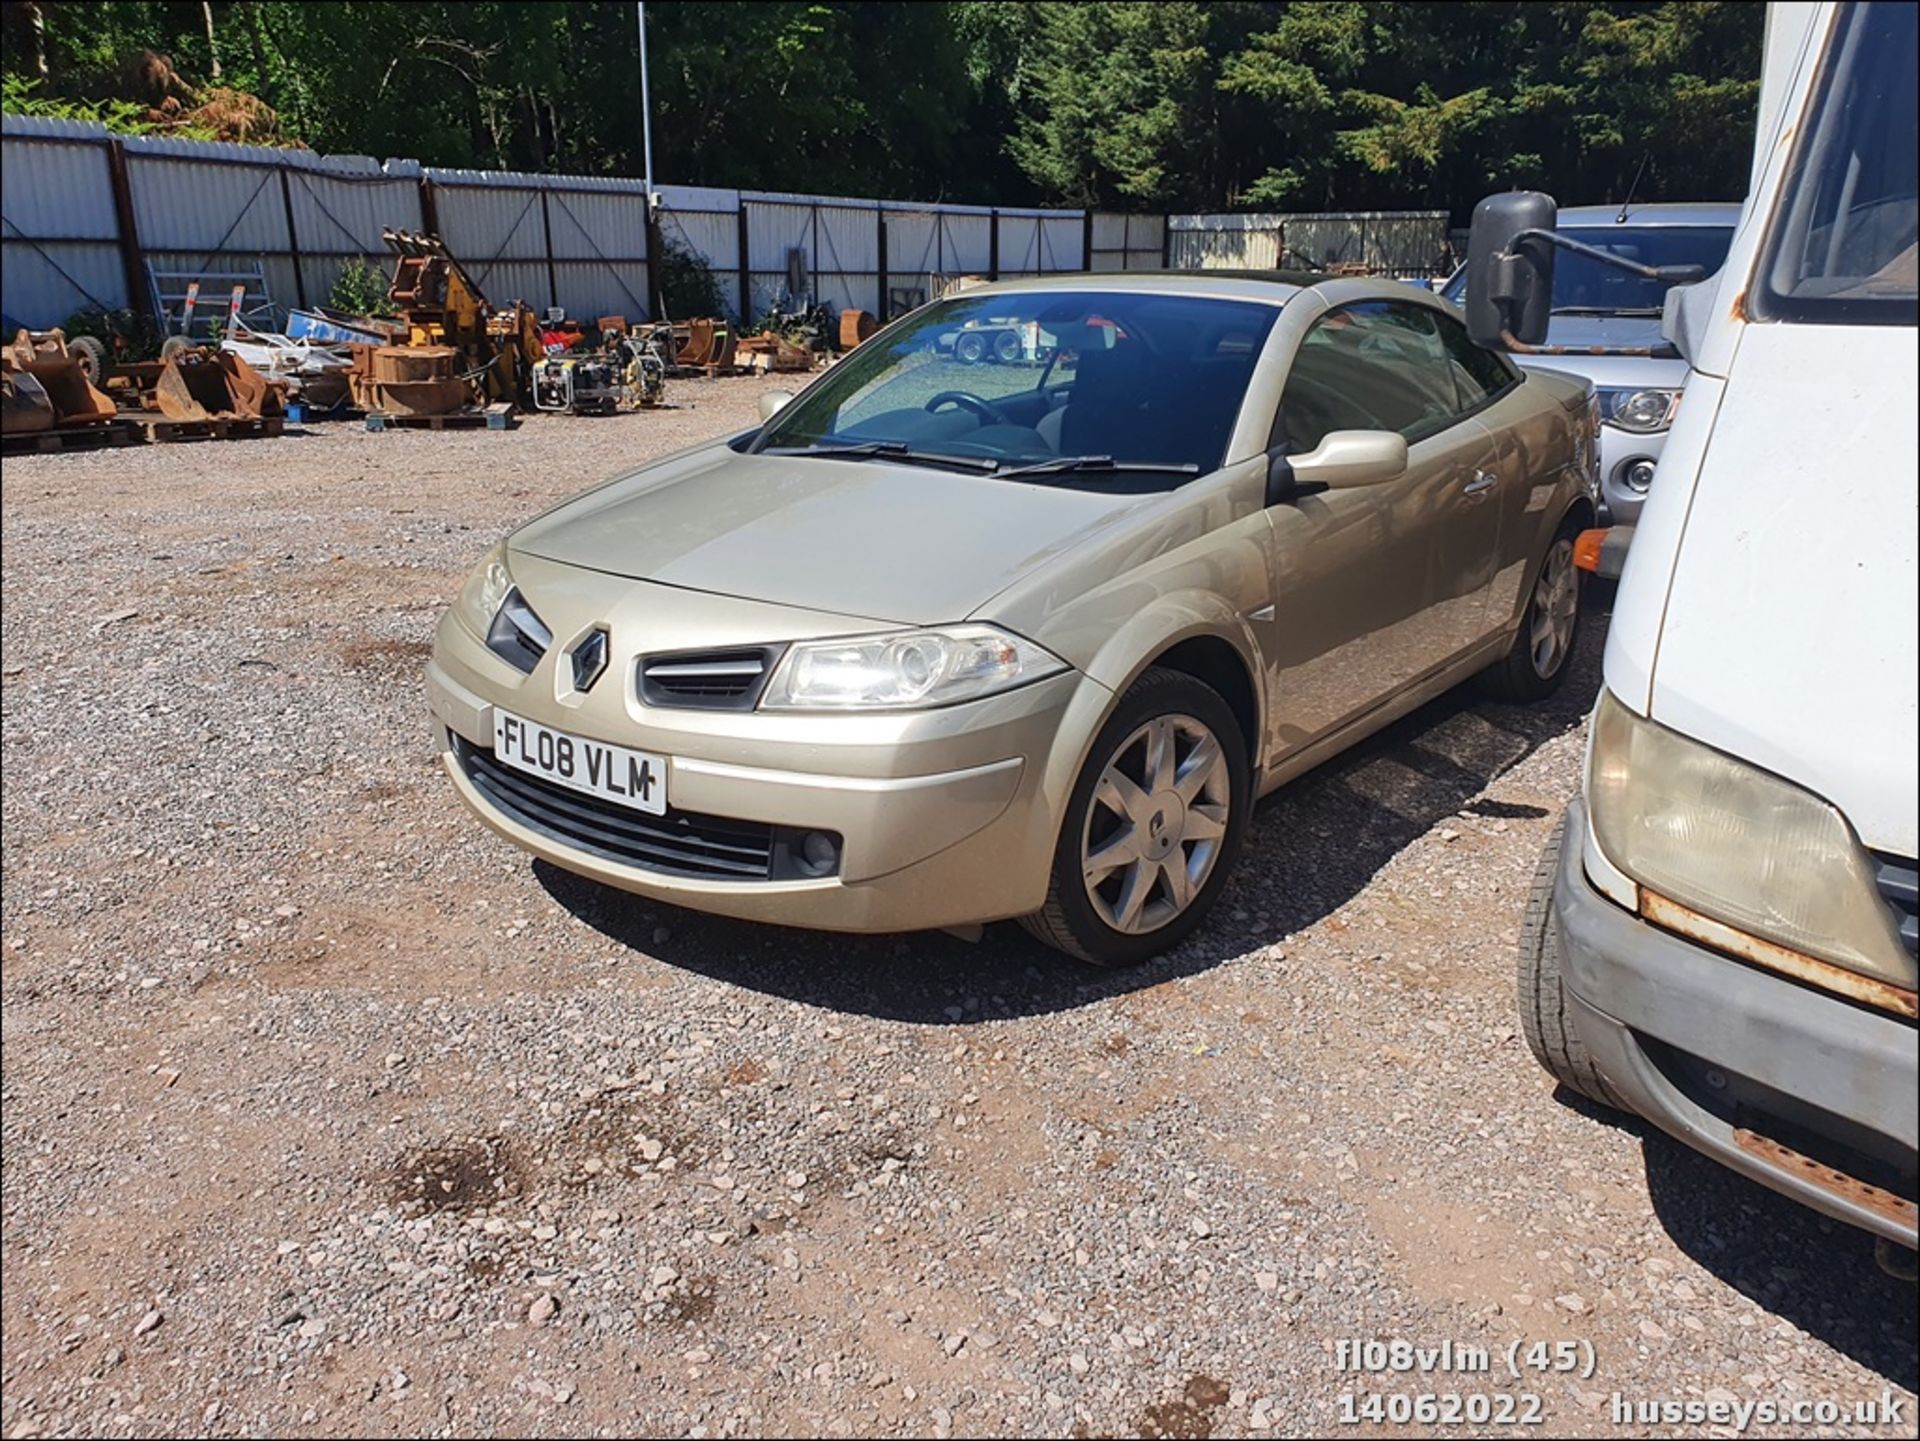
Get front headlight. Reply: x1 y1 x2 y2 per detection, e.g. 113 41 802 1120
1596 387 1681 434
760 625 1066 711
458 544 516 636
1588 691 1912 989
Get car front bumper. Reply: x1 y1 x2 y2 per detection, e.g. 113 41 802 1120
1596 424 1665 523
428 598 1116 934
1552 802 1919 1247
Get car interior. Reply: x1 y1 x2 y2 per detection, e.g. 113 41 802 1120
806 295 1282 482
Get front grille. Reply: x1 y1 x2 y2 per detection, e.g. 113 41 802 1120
456 736 775 880
638 646 781 710
1875 853 1919 959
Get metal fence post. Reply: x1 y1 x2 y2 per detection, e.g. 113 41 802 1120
1082 211 1093 274
876 211 889 320
104 138 152 321
277 164 308 309
1160 213 1172 269
538 185 559 312
736 204 751 324
989 208 999 280
418 175 441 236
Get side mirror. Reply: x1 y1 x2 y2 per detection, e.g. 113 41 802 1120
1284 430 1408 492
1465 191 1557 349
757 390 794 422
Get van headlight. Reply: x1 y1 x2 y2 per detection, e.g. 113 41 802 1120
1588 691 1913 988
760 625 1065 710
1596 387 1681 433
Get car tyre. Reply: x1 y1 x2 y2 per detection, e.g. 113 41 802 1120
1481 517 1583 702
1019 667 1250 967
1518 817 1625 1109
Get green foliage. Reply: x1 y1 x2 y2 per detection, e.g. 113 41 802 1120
0 2 1765 220
59 305 168 362
2 72 164 135
655 238 726 323
327 258 393 318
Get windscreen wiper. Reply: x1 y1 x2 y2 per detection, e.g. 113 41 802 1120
762 441 1000 473
995 454 1202 480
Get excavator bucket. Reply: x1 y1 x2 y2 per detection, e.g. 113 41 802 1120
152 349 286 421
222 351 285 418
1 365 56 434
677 319 715 368
5 329 116 427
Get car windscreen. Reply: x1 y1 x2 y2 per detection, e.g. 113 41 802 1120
1759 0 1918 324
1439 225 1736 314
752 291 1280 481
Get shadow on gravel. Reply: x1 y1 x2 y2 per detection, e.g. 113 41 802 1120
540 598 1610 1023
1554 1089 1919 1392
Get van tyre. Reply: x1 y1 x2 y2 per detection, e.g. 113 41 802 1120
1518 818 1624 1109
1482 517 1583 702
1020 667 1250 967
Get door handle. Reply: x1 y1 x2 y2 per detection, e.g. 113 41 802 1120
1462 470 1497 496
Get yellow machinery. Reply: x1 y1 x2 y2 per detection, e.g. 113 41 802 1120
370 228 541 411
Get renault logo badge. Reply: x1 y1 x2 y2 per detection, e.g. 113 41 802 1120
569 629 609 692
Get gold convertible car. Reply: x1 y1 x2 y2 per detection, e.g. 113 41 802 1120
430 275 1597 964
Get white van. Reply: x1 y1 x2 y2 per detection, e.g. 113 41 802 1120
1470 0 1917 1263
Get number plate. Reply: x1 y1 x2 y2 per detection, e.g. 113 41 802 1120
491 709 667 816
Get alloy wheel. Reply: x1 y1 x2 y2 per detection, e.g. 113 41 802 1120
1529 539 1579 678
1081 714 1232 935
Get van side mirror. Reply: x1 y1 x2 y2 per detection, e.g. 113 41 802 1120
1283 430 1408 493
757 390 793 422
1465 191 1558 349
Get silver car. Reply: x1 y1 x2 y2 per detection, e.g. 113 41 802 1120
1441 202 1740 521
430 274 1598 964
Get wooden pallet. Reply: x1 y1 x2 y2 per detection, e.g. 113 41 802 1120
365 404 517 432
126 414 287 443
1 420 144 455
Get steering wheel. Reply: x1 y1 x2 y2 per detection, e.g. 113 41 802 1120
924 390 1012 427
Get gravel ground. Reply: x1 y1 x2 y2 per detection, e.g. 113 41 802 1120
3 376 1914 1439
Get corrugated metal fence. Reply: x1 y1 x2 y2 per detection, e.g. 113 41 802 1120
1168 210 1454 277
0 114 1088 331
1089 213 1168 271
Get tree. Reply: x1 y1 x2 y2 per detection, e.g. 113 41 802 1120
0 1 1764 218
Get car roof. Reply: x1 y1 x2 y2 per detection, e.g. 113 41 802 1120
955 269 1439 308
963 270 1312 306
1556 202 1744 227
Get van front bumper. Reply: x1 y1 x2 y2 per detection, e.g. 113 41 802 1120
1552 802 1919 1248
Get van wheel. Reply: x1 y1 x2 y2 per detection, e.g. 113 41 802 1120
1518 818 1624 1108
1482 520 1582 701
1019 668 1250 967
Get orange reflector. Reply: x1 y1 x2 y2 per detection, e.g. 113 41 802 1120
1573 528 1609 573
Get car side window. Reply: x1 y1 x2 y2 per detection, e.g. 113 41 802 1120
1433 308 1518 412
1274 301 1464 451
